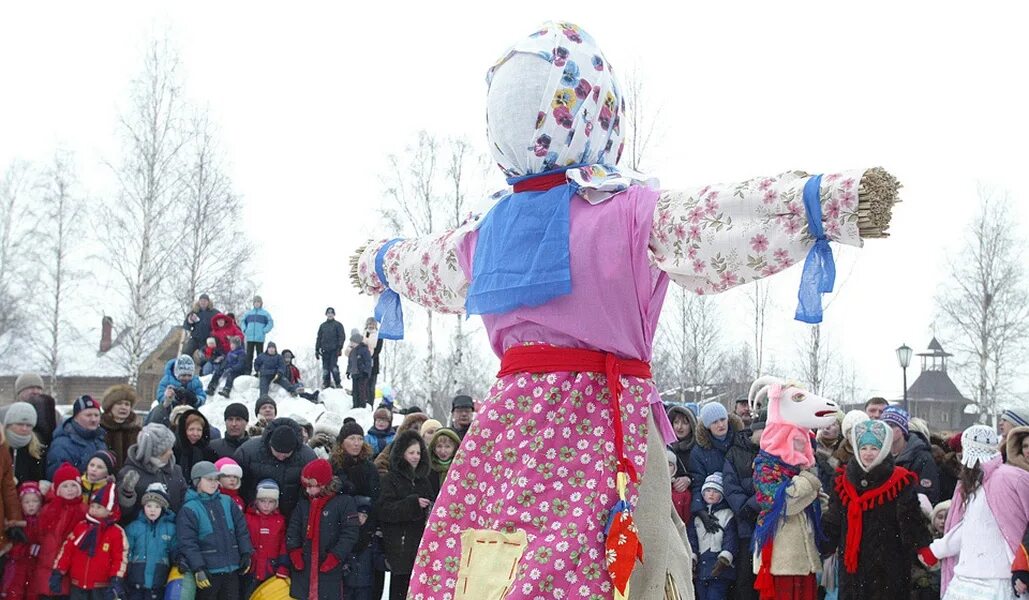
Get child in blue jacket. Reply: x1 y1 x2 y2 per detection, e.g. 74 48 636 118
207 336 247 398
125 484 177 600
687 473 738 600
253 342 298 398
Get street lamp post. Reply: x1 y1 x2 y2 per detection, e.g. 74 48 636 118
896 343 913 413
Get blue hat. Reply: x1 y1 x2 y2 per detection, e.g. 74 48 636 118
699 402 729 429
684 402 700 416
72 394 102 417
879 406 910 439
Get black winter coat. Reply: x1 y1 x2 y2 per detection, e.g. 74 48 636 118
9 445 45 484
376 430 433 576
316 320 346 353
174 409 219 480
117 449 189 524
666 405 697 478
721 430 760 539
234 418 317 518
184 306 219 345
822 456 931 600
332 444 382 554
688 413 744 515
287 488 360 600
209 433 249 460
896 432 941 504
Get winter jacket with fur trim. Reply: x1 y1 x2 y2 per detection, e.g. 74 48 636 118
688 413 744 515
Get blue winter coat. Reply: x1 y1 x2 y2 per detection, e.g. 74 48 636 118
241 308 274 343
686 499 739 582
177 488 253 575
45 419 107 479
254 352 287 378
365 427 395 457
155 359 207 406
126 509 178 589
223 347 247 374
688 415 744 515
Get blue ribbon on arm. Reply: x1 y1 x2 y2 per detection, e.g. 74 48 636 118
374 238 405 340
794 174 836 324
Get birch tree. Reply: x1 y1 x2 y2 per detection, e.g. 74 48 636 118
937 185 1029 425
0 160 37 367
655 287 724 402
621 65 663 172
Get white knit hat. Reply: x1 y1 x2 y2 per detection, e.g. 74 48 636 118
702 472 724 495
256 479 280 501
960 424 1000 468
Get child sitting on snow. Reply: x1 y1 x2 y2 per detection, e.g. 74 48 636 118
215 457 246 509
208 335 246 397
1 482 43 600
125 484 177 600
281 349 320 403
50 482 128 600
687 473 737 600
254 342 299 398
201 337 224 376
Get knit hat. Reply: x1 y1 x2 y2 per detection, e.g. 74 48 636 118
420 419 443 437
350 329 363 344
699 402 728 429
89 450 118 474
339 420 365 441
269 425 299 454
199 293 210 301
947 432 963 453
684 402 700 416
841 409 869 439
665 449 677 467
452 395 474 411
373 407 393 423
18 481 42 498
54 462 80 488
301 458 333 486
255 396 277 415
101 384 137 411
215 457 243 479
255 479 280 501
1002 408 1029 428
190 461 219 484
72 394 102 417
173 355 195 378
878 406 910 439
325 307 335 316
14 373 44 397
855 420 888 450
140 483 170 510
90 482 118 512
224 403 249 422
3 401 37 427
701 472 724 495
960 424 1000 468
133 424 177 462
314 411 345 438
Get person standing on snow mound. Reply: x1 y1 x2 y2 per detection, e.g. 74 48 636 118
315 307 346 389
351 21 899 600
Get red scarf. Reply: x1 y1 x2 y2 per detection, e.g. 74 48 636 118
834 466 916 573
306 493 332 599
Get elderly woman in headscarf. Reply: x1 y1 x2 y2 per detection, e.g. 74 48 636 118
351 21 899 600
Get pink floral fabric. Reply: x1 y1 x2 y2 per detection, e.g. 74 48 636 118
408 366 653 600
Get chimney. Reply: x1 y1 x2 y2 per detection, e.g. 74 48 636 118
100 316 113 353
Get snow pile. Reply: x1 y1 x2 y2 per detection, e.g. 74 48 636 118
197 374 382 434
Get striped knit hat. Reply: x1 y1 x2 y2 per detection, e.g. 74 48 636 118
90 482 118 512
1002 408 1029 428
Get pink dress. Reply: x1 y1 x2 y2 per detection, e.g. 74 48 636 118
355 170 867 600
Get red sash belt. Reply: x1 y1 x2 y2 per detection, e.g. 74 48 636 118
498 345 651 483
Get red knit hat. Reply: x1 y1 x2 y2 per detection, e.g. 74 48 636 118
18 481 42 498
301 458 332 487
947 432 963 453
54 462 80 488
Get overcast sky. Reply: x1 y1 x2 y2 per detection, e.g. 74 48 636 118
2 2 1027 404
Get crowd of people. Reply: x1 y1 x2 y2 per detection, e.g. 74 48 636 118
0 366 477 600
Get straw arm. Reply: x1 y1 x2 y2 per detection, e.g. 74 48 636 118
649 167 901 295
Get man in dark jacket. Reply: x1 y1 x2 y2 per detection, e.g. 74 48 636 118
182 294 219 358
234 418 317 518
46 394 108 479
880 406 940 503
315 307 345 389
722 412 766 600
450 395 475 440
347 331 373 409
210 403 250 459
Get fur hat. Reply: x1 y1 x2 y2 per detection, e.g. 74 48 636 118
101 384 138 411
702 472 724 495
54 462 80 488
879 406 910 439
89 450 118 474
420 419 443 437
256 479 280 501
169 404 193 427
90 482 118 512
224 403 249 422
214 457 243 479
339 421 365 441
72 394 101 417
301 458 333 487
132 424 177 464
289 414 313 439
14 373 44 397
960 425 1000 468
173 355 196 378
3 401 37 427
930 499 952 523
190 461 219 484
665 448 677 467
314 411 345 438
373 407 393 423
699 402 728 429
269 425 299 454
141 482 170 510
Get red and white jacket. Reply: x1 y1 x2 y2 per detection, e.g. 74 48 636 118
54 519 128 590
245 506 287 581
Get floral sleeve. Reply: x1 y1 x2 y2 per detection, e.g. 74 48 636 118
353 228 471 315
649 168 896 294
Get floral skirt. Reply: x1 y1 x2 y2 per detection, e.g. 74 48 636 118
407 370 653 600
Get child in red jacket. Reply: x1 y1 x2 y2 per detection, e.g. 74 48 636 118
243 479 288 598
214 458 245 510
1 482 43 600
51 482 128 600
33 463 86 598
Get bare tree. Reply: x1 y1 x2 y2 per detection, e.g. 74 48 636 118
655 288 724 402
621 65 663 172
175 112 256 311
937 185 1029 425
0 160 37 368
748 280 772 379
379 340 424 412
795 324 836 395
33 151 87 390
100 39 189 380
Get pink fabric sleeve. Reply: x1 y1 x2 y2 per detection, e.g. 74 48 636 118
649 169 866 294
